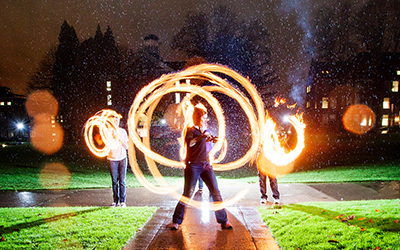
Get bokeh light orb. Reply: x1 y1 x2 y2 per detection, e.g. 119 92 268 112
26 90 58 117
39 163 71 190
343 104 375 135
31 114 64 155
164 103 184 130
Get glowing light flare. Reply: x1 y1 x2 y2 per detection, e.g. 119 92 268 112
164 103 185 130
26 90 58 117
257 150 295 178
31 114 64 155
343 104 375 135
274 97 297 109
83 109 121 158
39 162 71 190
262 113 305 167
26 90 63 155
127 63 264 210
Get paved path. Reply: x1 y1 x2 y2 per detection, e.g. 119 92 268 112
1 181 399 249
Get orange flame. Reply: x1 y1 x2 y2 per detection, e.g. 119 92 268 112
83 109 122 157
261 111 305 167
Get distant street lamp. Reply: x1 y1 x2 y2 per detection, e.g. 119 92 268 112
17 122 24 130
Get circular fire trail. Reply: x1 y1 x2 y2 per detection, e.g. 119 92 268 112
127 63 266 209
84 109 122 158
83 64 306 210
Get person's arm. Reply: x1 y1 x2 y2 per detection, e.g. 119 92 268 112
119 129 129 150
189 136 203 147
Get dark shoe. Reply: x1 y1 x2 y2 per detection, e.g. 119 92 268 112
171 223 179 230
221 221 233 229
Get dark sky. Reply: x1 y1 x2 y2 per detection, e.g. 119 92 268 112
0 0 366 101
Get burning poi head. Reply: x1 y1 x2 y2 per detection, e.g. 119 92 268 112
84 109 122 158
258 98 306 177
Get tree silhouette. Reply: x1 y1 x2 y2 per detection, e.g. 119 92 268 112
30 21 122 141
172 5 276 88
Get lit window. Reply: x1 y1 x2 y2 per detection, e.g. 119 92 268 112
107 81 112 91
0 102 4 106
7 102 11 106
383 98 390 109
107 94 112 106
392 81 399 92
382 115 389 126
306 101 310 108
322 97 329 109
397 70 400 75
306 86 311 93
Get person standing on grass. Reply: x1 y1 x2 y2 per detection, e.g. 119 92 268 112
107 115 129 207
171 104 232 230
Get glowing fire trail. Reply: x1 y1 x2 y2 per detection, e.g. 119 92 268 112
83 64 307 210
262 112 306 167
127 64 264 210
84 109 122 158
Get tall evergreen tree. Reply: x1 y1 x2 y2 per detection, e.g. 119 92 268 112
172 5 275 88
52 20 80 140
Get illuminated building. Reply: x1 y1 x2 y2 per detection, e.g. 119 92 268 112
305 53 400 132
0 86 29 139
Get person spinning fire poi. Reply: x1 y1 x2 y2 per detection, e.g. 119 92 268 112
107 116 129 207
196 120 215 195
257 125 293 205
171 104 232 230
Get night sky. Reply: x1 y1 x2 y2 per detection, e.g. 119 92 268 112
0 0 366 99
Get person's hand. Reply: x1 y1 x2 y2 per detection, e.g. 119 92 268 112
206 135 218 143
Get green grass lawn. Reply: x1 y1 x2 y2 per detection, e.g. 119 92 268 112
0 206 156 249
258 199 400 250
1 141 400 191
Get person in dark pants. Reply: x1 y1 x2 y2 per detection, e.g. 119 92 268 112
107 116 129 207
171 105 232 230
258 170 280 205
256 147 281 205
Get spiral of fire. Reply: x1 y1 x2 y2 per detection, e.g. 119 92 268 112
127 64 268 209
83 109 122 157
83 64 306 210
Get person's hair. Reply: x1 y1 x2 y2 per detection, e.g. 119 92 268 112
193 107 206 120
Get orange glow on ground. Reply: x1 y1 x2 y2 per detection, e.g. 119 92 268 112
39 163 71 190
343 104 375 135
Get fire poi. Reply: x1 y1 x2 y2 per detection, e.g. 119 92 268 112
84 109 122 158
84 63 306 210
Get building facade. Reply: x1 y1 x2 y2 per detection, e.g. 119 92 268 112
0 86 29 140
305 53 400 132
